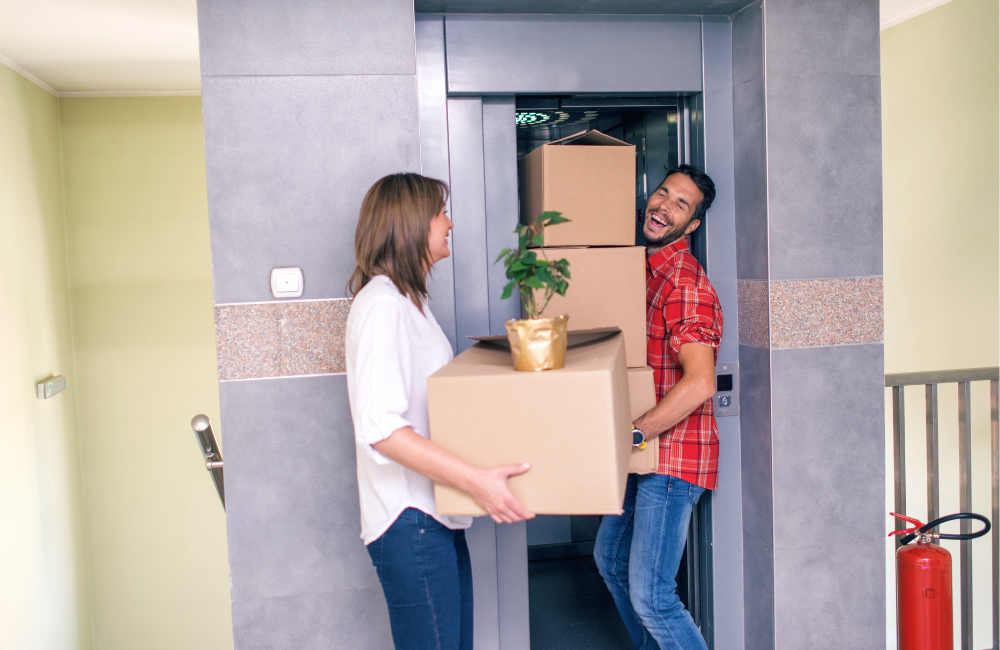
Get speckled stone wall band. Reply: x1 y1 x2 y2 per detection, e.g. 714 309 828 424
215 299 351 380
737 278 884 349
770 278 883 348
737 280 770 348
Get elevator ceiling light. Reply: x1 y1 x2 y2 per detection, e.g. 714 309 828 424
516 111 551 126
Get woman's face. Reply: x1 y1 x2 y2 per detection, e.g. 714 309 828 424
427 203 453 267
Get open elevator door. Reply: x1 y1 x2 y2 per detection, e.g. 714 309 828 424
416 13 741 650
515 95 713 649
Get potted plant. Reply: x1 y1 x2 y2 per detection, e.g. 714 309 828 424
495 212 572 371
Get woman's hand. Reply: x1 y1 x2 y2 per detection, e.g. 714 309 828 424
466 464 535 524
373 428 535 524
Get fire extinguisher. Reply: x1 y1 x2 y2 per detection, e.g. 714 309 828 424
889 512 991 650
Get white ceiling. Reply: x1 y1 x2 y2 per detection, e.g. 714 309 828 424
0 0 956 96
0 0 200 95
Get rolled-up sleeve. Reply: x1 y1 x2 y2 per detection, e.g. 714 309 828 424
664 282 722 357
351 297 414 465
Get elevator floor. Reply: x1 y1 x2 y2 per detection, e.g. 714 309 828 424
528 556 633 649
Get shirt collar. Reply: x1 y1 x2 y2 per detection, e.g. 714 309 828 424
646 238 690 273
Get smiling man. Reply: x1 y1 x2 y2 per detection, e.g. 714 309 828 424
594 165 723 650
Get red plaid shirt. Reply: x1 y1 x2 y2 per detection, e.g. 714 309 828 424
647 239 723 490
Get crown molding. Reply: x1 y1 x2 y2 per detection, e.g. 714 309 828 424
0 52 57 95
1 51 200 97
58 89 201 97
881 0 957 30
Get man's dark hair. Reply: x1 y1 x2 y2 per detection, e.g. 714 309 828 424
662 164 716 223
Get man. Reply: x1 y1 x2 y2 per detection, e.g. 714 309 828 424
594 165 722 650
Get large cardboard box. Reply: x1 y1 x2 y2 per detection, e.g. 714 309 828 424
627 366 659 475
529 246 647 368
427 331 632 516
518 130 635 247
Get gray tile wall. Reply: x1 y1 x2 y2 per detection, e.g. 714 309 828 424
220 376 394 649
732 2 768 282
197 1 420 646
762 1 885 646
732 0 885 647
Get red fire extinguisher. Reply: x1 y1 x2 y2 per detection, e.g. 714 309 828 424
889 512 991 650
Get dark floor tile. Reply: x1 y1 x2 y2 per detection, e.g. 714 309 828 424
565 620 634 650
530 624 581 650
536 571 610 598
548 593 623 626
529 575 550 601
530 597 570 628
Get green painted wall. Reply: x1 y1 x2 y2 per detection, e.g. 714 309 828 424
882 0 999 374
881 1 999 648
0 65 93 650
59 97 232 650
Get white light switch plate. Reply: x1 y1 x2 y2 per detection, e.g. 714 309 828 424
270 267 304 298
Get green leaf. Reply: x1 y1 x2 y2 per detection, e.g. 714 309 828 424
501 281 515 300
525 276 544 290
541 211 570 226
521 251 537 265
495 248 510 264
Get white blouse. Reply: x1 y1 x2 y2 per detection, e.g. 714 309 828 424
345 275 473 545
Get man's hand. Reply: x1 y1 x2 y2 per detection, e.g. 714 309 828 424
633 342 717 437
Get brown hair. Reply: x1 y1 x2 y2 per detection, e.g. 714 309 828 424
347 173 449 312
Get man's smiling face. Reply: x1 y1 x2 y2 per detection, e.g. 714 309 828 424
642 172 704 248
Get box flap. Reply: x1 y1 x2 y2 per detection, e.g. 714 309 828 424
547 129 631 147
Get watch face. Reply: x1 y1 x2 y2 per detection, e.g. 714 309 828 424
632 429 644 446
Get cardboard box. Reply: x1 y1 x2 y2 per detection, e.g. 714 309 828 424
627 366 659 475
518 130 635 247
529 246 647 368
427 331 632 516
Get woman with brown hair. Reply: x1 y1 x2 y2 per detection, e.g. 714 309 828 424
345 173 533 650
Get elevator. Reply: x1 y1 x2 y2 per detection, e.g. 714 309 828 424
416 15 741 650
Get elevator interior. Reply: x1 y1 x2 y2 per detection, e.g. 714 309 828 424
515 95 713 648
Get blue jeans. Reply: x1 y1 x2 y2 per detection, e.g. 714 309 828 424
367 508 473 650
594 474 707 650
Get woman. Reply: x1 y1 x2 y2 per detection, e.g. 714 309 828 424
345 173 534 650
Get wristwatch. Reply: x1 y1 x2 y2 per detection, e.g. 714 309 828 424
632 426 647 449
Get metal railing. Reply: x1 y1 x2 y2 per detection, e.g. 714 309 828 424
887 367 999 650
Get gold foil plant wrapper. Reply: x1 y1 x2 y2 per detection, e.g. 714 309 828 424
505 315 568 371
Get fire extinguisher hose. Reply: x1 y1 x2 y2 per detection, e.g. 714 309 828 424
898 512 992 546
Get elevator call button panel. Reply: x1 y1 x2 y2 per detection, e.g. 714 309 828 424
714 362 739 417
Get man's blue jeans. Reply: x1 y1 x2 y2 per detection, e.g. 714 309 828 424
366 508 473 650
594 474 707 650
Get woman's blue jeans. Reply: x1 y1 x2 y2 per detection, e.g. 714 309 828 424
367 508 473 650
594 474 708 650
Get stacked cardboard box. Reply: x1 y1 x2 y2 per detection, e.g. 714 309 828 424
426 130 659 517
518 130 658 474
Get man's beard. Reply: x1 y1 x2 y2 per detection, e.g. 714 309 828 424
643 214 690 248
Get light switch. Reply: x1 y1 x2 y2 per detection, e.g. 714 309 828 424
270 267 304 298
37 375 68 399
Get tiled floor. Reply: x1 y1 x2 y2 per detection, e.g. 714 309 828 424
528 556 634 649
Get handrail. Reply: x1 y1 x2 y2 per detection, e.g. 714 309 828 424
190 415 225 510
887 369 998 650
886 366 998 387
